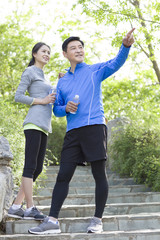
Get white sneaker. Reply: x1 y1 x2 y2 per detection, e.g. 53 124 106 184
87 217 103 233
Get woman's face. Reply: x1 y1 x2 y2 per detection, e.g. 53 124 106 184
33 45 51 66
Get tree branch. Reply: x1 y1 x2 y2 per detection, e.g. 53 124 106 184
129 0 160 83
89 0 160 25
137 42 150 58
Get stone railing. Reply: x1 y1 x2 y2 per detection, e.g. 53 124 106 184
0 136 14 222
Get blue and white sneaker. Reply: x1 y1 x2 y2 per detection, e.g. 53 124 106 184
28 217 61 234
8 206 24 219
23 207 46 220
87 217 103 233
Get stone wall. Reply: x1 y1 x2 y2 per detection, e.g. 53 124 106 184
0 136 14 222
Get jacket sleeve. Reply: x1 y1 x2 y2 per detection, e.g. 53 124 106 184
53 85 67 117
90 44 131 81
15 70 34 105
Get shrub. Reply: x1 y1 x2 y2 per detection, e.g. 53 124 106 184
133 155 160 190
47 117 66 165
109 120 160 190
0 99 26 185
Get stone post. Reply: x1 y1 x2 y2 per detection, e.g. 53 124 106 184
0 136 14 222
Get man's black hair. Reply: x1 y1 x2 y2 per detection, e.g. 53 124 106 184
62 36 84 52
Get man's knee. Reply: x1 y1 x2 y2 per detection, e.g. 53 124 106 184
57 169 73 183
91 160 107 180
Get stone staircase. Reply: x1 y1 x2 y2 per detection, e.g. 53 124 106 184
2 165 160 240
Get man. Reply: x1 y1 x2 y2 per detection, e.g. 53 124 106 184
29 28 135 235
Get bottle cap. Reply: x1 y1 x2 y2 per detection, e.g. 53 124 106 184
75 95 79 99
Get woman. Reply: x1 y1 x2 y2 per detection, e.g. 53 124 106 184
8 42 56 220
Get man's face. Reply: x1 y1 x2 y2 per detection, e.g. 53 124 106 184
63 40 85 64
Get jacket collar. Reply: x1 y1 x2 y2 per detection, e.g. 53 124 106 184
66 62 87 73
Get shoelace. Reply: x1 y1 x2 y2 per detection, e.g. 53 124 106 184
32 207 42 214
91 218 101 226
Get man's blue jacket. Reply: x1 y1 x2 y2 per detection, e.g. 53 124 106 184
53 44 130 132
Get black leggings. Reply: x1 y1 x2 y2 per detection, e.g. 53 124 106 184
49 160 108 218
23 129 47 182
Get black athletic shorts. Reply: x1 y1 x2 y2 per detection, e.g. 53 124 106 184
61 124 107 164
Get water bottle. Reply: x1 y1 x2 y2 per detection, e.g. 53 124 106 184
70 95 79 114
49 86 56 105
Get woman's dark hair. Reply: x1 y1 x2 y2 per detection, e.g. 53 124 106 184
62 36 84 52
28 42 51 67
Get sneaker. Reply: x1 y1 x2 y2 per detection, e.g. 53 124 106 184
28 217 61 235
7 206 24 219
23 207 46 220
87 217 103 233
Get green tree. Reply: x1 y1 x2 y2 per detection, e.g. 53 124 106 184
0 15 34 183
76 0 160 83
0 22 34 100
102 75 160 124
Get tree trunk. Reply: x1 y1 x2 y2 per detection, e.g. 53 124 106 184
130 0 160 83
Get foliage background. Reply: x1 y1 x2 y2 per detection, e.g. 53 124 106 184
0 0 160 189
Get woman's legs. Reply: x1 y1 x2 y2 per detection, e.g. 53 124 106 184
33 132 48 182
13 178 33 208
13 130 47 208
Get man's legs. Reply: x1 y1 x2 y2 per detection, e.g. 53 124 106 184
49 161 77 219
87 159 108 233
28 161 77 234
49 159 108 219
91 160 108 218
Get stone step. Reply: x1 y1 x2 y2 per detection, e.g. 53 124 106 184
42 168 132 179
44 171 119 180
45 166 126 181
36 184 150 196
2 230 160 240
38 177 135 188
46 165 111 174
37 202 160 217
42 166 132 182
5 165 160 240
6 213 160 234
33 192 160 205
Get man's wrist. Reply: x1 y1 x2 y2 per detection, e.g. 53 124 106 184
123 43 132 48
65 106 69 113
123 43 131 48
